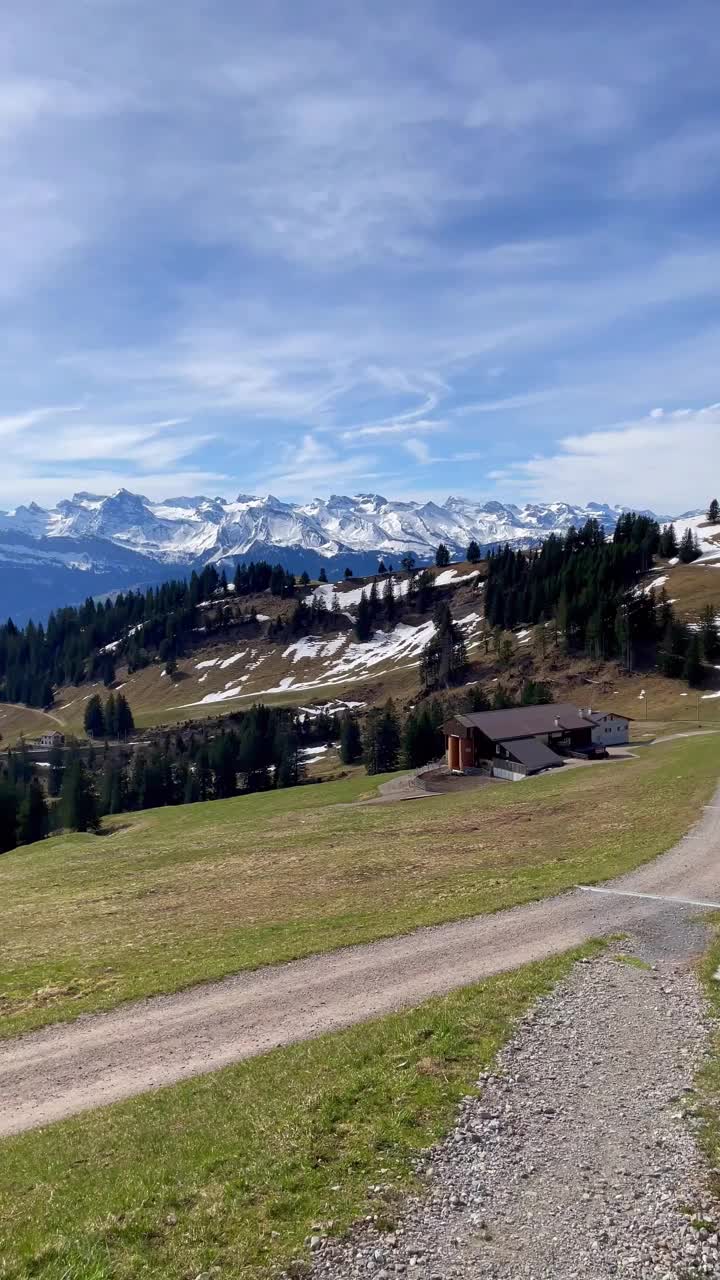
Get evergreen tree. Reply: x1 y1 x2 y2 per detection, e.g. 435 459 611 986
17 777 48 844
435 543 451 567
520 680 553 705
47 742 64 797
60 761 99 832
466 539 481 564
496 631 514 668
378 560 387 575
678 528 701 564
658 524 678 558
400 553 416 573
299 570 310 586
402 707 440 768
382 574 396 623
104 692 117 738
683 632 704 687
0 779 18 853
700 604 720 662
364 701 401 774
339 711 362 764
464 684 491 712
355 592 373 643
115 694 135 737
83 693 105 739
421 604 468 690
318 567 328 583
344 567 353 579
707 498 719 524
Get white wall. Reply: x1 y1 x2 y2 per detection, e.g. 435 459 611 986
591 716 629 746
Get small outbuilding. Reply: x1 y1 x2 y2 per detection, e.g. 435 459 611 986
586 709 630 747
35 731 65 749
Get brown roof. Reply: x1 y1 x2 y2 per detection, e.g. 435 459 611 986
446 703 595 742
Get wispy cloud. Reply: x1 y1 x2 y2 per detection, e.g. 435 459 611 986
0 2 717 511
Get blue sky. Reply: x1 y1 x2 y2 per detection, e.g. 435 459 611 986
1 0 719 514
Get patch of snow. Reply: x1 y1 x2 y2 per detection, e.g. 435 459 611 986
219 650 248 670
434 567 481 587
283 634 347 663
701 691 720 700
195 657 219 670
300 744 330 757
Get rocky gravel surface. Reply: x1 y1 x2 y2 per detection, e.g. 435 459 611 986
300 912 719 1279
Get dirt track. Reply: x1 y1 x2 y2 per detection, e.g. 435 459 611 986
2 790 720 1137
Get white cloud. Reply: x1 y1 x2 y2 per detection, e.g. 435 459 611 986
404 438 432 464
493 405 720 512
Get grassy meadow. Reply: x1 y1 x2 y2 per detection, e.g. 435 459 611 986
1 733 718 1038
0 946 599 1280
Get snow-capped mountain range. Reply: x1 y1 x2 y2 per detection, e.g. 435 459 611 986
0 488 683 623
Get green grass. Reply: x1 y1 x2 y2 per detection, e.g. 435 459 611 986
1 734 718 1039
611 953 654 971
0 945 598 1280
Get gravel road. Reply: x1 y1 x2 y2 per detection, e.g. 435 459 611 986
307 915 719 1279
2 791 720 1138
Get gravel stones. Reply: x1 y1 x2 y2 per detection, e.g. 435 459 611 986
301 925 719 1279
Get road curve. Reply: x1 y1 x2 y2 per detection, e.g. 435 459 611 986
2 788 720 1138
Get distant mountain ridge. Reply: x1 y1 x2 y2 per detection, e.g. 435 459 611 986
0 488 684 623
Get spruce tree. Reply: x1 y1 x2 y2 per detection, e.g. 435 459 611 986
364 701 401 774
60 761 99 832
421 604 468 690
707 498 719 523
435 543 451 568
47 742 64 798
382 574 396 623
17 778 48 845
318 567 328 583
683 632 703 687
83 694 105 739
339 711 362 764
0 779 18 853
700 604 720 662
466 539 481 564
355 592 373 642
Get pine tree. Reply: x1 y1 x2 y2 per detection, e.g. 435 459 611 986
683 632 703 687
435 543 451 567
707 498 719 524
382 574 396 623
115 694 135 738
83 693 105 739
355 592 373 643
344 567 353 580
0 779 18 853
339 711 362 764
318 567 328 583
47 742 64 797
300 570 310 586
659 524 678 558
466 539 481 564
421 604 468 690
678 528 701 564
104 692 117 738
17 778 48 844
378 560 387 575
700 604 720 662
60 761 99 832
363 701 401 774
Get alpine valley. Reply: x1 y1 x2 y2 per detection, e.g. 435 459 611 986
0 489 681 623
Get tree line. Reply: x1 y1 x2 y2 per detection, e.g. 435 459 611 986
0 560 305 709
484 514 715 679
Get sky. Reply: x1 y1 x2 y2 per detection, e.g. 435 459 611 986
1 0 719 516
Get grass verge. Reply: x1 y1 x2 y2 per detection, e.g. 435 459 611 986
0 945 599 1280
1 734 718 1038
